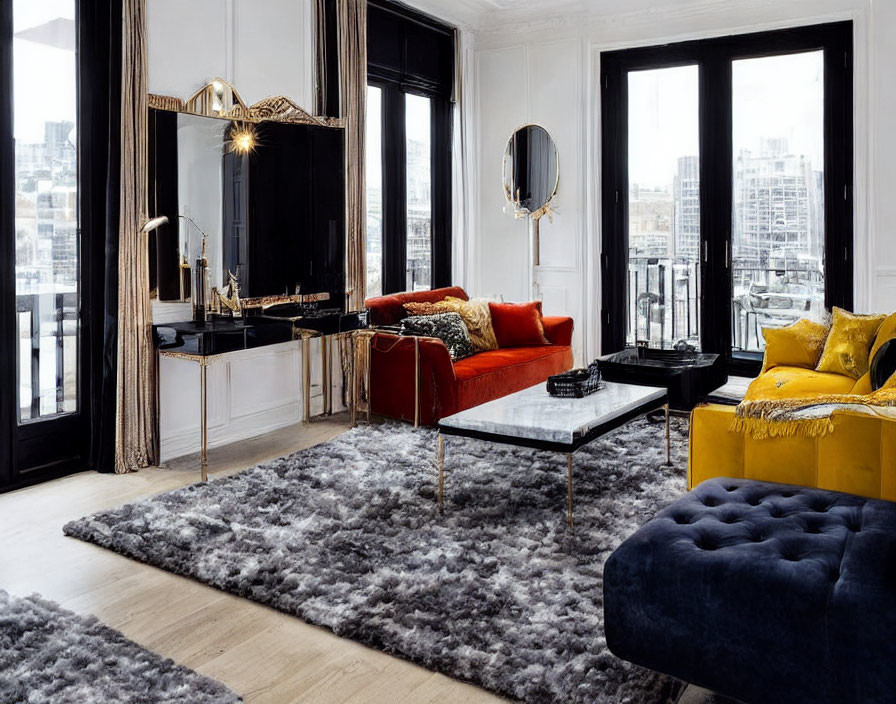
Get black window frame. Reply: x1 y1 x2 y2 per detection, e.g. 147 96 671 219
600 21 853 376
0 0 118 489
367 0 454 295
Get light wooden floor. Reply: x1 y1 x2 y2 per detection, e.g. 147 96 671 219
0 415 504 704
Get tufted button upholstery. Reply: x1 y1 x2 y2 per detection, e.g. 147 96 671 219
604 477 896 704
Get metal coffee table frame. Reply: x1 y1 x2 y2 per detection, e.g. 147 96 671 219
437 390 670 530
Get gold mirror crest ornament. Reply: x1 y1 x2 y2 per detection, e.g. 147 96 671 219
148 78 345 128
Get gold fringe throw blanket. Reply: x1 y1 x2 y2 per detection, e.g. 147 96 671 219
731 387 896 440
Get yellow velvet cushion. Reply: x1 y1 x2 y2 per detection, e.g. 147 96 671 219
745 366 857 401
760 319 829 372
815 307 886 379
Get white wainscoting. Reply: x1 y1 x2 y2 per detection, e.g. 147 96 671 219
159 339 347 463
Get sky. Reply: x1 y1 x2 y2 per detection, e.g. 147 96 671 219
627 50 825 189
13 0 76 145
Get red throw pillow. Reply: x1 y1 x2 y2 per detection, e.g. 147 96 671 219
488 301 549 347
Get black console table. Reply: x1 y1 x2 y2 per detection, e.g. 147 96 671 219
155 312 368 481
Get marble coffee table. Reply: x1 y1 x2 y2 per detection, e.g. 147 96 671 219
436 381 669 529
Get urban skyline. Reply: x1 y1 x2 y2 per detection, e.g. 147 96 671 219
628 136 825 351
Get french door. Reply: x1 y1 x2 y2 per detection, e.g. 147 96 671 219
600 22 853 375
0 0 94 488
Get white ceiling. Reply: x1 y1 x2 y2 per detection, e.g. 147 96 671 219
403 0 700 31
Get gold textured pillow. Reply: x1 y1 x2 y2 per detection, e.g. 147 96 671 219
403 298 498 352
815 307 886 379
761 319 829 373
403 301 453 317
440 297 498 352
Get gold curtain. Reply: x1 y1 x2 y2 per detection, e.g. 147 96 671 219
338 0 367 311
115 0 157 472
314 0 329 116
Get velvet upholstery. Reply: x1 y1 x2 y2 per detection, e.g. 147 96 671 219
604 477 896 704
489 301 549 347
365 286 468 326
689 403 896 500
366 287 574 424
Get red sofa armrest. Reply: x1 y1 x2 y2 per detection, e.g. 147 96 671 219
542 316 574 346
369 332 459 424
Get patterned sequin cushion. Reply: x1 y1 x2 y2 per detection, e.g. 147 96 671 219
403 298 499 353
400 313 476 362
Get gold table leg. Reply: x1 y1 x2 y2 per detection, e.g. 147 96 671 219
200 361 208 482
302 333 311 424
665 403 671 466
567 453 574 531
414 337 420 428
438 432 445 510
321 335 331 416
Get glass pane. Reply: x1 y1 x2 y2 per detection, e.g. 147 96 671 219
405 93 432 292
627 65 701 350
14 0 79 422
732 51 824 353
365 85 383 298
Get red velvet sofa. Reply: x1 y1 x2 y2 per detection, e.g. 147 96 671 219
365 286 574 425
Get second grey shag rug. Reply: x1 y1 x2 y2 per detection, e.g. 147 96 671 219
0 590 240 703
65 417 689 704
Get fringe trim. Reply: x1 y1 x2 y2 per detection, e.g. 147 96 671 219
730 415 836 440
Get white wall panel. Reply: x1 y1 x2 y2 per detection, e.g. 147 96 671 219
475 46 530 303
233 0 314 107
147 0 229 98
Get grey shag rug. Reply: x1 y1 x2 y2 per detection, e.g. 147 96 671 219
65 417 690 703
0 590 240 703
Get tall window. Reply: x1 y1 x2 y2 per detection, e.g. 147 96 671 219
366 0 454 295
601 22 852 373
13 0 79 421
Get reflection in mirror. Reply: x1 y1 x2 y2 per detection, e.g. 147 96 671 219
503 124 559 219
148 108 346 305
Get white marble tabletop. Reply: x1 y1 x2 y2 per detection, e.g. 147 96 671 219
438 381 667 446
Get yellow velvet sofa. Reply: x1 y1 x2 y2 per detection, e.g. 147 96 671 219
689 310 896 501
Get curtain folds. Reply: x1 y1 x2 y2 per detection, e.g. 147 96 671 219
80 0 122 473
115 0 157 472
337 0 367 311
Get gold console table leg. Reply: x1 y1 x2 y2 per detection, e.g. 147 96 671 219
301 332 311 424
321 335 331 416
200 361 208 482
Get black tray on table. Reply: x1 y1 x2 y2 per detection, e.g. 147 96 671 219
547 362 604 398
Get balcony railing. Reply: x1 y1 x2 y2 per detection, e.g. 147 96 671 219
16 291 78 421
627 255 823 352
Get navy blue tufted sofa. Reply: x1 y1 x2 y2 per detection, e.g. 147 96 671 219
604 477 896 704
